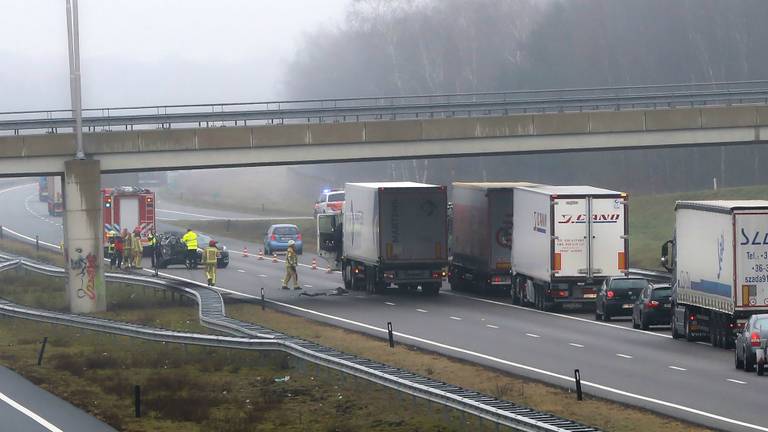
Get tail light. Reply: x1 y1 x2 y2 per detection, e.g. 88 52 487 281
271 234 276 241
647 300 659 308
689 314 696 322
297 233 302 240
751 332 761 347
607 290 615 299
432 271 446 279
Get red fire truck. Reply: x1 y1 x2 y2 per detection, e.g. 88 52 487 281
102 186 156 255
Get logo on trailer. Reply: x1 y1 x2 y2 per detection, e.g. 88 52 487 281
717 232 725 280
533 211 547 234
558 214 621 224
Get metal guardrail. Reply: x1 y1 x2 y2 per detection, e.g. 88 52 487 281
2 80 768 134
0 252 599 432
628 267 672 283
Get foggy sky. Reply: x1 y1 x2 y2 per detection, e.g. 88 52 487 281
0 0 350 111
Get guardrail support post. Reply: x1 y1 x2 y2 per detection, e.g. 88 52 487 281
0 225 3 239
261 288 265 311
37 337 48 366
387 322 394 348
134 385 141 417
574 369 583 401
35 235 39 251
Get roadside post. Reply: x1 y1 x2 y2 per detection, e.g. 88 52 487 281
134 385 141 417
37 337 48 366
574 369 583 401
261 287 265 311
387 322 395 348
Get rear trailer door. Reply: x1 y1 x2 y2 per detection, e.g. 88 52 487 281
735 212 768 310
118 196 140 234
553 198 588 278
379 188 447 264
553 196 626 278
590 197 627 278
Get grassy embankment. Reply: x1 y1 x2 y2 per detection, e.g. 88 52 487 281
1 236 708 431
629 184 768 269
0 270 474 431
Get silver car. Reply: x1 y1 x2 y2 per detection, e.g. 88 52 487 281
735 314 768 376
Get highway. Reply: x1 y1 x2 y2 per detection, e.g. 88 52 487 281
0 365 115 432
2 183 768 432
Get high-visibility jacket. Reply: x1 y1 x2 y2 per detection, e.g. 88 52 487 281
148 233 157 246
181 231 198 250
132 235 143 253
203 246 219 265
286 248 298 267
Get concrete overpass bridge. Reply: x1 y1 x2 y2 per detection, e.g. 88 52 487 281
2 80 768 176
2 80 768 313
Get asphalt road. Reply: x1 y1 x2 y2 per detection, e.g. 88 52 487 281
0 365 115 432
2 182 768 432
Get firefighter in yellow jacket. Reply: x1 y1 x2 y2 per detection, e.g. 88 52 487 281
203 239 220 286
281 240 301 290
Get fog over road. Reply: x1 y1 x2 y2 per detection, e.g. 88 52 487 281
2 183 768 432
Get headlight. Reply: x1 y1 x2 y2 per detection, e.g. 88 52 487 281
221 246 227 251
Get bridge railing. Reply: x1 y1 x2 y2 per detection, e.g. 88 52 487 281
2 79 768 135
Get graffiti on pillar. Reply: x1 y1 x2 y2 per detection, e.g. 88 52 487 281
70 248 97 300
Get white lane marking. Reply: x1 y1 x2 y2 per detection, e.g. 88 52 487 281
569 343 584 348
258 274 268 278
416 309 428 313
237 269 246 273
449 292 673 339
450 316 462 321
2 207 766 432
384 302 396 306
303 284 313 288
668 366 687 371
486 324 499 329
0 390 64 432
616 353 633 359
525 333 541 338
727 379 747 385
696 342 711 346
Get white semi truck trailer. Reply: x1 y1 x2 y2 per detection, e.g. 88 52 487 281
512 185 629 310
661 201 768 348
449 182 538 295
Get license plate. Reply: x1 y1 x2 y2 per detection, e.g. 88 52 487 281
663 304 670 308
403 270 429 278
583 293 597 299
622 304 633 309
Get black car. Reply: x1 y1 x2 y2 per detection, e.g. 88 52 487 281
631 284 672 329
157 231 230 269
735 314 768 375
595 277 649 321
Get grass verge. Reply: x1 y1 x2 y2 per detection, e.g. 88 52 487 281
226 301 709 432
0 298 482 430
0 237 64 266
629 184 768 269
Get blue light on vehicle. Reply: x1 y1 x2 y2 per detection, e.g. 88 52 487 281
323 188 331 194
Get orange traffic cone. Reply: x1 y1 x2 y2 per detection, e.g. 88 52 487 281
311 258 317 270
242 246 249 257
272 253 278 263
258 248 264 260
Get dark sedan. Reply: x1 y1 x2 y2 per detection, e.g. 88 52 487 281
157 231 230 269
631 284 672 329
595 277 649 321
735 314 768 375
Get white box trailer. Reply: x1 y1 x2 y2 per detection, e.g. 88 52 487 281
340 182 448 295
512 185 629 309
662 201 768 347
449 182 538 294
46 176 63 216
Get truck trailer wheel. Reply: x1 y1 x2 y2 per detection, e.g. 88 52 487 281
341 263 352 291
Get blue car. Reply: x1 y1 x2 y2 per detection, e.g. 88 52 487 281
264 224 303 255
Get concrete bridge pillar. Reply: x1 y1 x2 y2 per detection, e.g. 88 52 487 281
63 159 106 313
